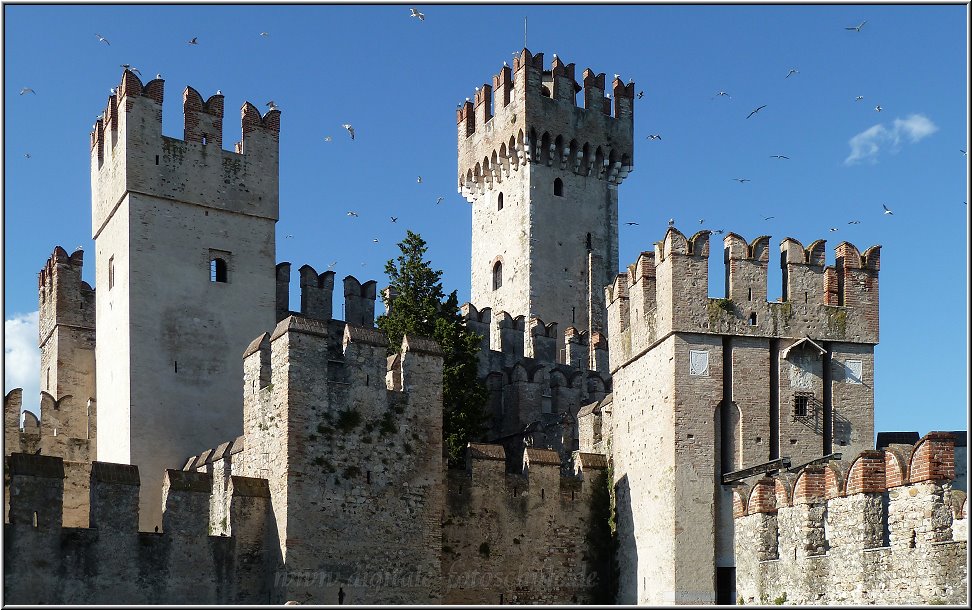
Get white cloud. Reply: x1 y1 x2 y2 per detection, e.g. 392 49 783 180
4 311 40 417
844 114 938 165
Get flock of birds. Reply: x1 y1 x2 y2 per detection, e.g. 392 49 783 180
13 11 967 277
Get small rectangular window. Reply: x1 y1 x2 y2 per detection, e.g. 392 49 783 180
108 256 115 290
793 393 811 417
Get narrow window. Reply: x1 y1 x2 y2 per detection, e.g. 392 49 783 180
366 471 371 484
794 393 810 417
202 134 208 146
541 488 545 500
174 360 178 373
749 312 757 326
586 232 592 251
108 256 115 290
492 261 503 290
155 154 160 165
572 306 576 323
32 512 38 528
804 291 809 304
46 367 50 390
748 287 753 301
365 374 370 386
497 192 504 210
571 489 575 501
553 177 564 197
210 258 227 283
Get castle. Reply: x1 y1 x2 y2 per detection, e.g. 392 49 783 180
3 49 967 605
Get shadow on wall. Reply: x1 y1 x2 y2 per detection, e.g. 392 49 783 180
613 473 636 604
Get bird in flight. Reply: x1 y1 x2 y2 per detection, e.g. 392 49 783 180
785 68 799 79
882 204 893 215
342 124 355 140
625 221 639 226
770 154 790 160
845 20 867 32
285 234 293 239
733 178 751 183
435 196 444 205
326 261 337 271
266 101 278 110
848 220 861 224
372 238 380 244
699 219 705 225
417 176 422 183
714 90 731 100
855 95 864 101
713 229 725 235
260 31 269 37
647 134 662 140
95 33 110 45
874 105 882 112
390 216 398 223
19 87 35 95
188 37 199 45
829 227 839 232
961 149 967 156
324 136 332 142
637 91 644 99
347 211 359 217
24 153 31 159
762 215 775 221
746 104 767 119
410 7 425 20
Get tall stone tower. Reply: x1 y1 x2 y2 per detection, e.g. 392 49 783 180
36 246 97 459
90 70 279 529
458 49 634 362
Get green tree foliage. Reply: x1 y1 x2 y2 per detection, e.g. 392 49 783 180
376 231 489 467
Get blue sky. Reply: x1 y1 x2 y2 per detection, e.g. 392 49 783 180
3 3 969 436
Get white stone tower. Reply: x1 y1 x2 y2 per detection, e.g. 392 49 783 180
458 49 634 363
89 70 280 529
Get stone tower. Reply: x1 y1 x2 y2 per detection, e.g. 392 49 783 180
458 49 634 363
36 246 97 459
602 228 880 603
89 70 280 529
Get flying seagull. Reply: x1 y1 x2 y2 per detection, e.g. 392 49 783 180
647 134 662 140
417 176 422 183
342 124 355 140
746 104 767 119
372 238 380 244
770 154 790 160
714 90 731 99
390 216 398 223
733 178 751 183
845 20 867 32
260 31 269 37
19 87 35 95
882 204 893 215
95 33 110 45
285 234 293 239
435 196 444 205
24 153 31 159
785 68 799 79
327 261 337 270
637 91 644 99
762 215 775 221
699 219 705 225
829 227 839 232
848 220 861 224
188 36 198 45
625 221 639 226
961 149 967 156
324 135 332 142
855 95 864 101
410 7 425 20
347 211 359 217
713 229 725 235
874 105 882 112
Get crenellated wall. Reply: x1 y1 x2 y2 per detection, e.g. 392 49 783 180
442 444 611 604
460 303 610 467
733 433 967 604
2 454 275 604
274 263 377 326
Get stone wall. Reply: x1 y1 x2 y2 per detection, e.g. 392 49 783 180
733 433 968 605
442 445 610 604
2 454 274 604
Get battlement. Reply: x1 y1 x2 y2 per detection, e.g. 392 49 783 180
3 452 274 603
38 246 95 345
457 49 634 202
732 433 967 604
91 69 280 239
274 264 377 327
461 303 608 374
607 226 881 370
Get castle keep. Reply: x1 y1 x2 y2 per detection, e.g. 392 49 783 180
3 50 967 605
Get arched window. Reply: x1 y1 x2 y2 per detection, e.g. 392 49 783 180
210 258 228 283
554 178 564 197
497 192 504 210
492 261 503 290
